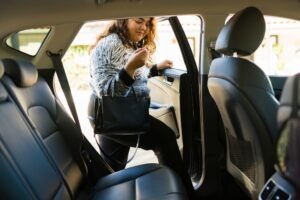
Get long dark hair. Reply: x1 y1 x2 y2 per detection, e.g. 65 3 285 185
89 18 156 53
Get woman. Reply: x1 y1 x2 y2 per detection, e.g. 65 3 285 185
88 18 193 193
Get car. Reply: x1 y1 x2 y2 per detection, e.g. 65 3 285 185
0 0 300 199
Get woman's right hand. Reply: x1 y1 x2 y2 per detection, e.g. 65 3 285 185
124 48 149 78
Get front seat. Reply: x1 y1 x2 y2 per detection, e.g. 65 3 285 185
208 7 279 198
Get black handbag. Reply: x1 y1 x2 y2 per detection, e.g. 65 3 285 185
94 87 151 135
93 86 150 166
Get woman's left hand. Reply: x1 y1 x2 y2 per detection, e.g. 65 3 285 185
157 59 173 70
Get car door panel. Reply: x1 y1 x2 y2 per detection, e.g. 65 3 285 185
148 69 184 142
150 102 179 138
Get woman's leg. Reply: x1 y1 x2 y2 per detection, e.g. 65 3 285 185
142 116 194 195
106 116 194 194
95 135 130 171
88 94 130 171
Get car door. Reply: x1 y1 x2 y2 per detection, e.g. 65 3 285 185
148 16 203 183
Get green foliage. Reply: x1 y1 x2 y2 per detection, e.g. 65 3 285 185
62 45 90 91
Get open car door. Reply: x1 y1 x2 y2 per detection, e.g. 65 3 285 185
148 16 202 184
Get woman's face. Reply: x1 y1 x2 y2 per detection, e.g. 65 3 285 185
127 18 151 42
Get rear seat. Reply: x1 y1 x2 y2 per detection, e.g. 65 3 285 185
0 59 187 200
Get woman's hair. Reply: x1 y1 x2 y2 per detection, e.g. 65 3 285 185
89 18 156 53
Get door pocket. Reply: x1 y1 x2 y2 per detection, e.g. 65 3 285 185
149 104 179 138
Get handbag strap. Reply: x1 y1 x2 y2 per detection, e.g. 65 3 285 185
95 134 141 166
94 93 141 166
107 80 137 99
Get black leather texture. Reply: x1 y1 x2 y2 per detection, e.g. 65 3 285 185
96 95 150 135
0 83 7 102
209 57 278 139
91 164 187 200
0 59 187 200
276 74 300 195
0 63 3 78
215 7 265 56
1 58 38 87
0 82 70 200
278 74 300 127
208 7 278 199
2 75 84 194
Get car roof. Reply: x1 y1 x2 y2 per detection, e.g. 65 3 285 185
1 0 300 30
0 0 299 68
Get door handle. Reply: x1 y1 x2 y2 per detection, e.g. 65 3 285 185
163 76 174 86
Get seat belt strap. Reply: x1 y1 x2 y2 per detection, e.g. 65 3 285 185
46 50 115 176
46 50 81 130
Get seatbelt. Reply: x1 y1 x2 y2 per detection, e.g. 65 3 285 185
47 50 81 129
46 50 114 176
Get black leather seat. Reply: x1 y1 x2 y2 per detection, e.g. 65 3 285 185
0 59 187 200
259 74 300 200
207 7 279 198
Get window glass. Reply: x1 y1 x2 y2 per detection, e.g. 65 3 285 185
6 27 51 56
178 16 201 67
58 21 110 142
253 16 300 76
155 16 201 70
226 15 300 76
155 20 185 70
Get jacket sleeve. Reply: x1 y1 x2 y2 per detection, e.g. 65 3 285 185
146 55 163 78
89 35 134 97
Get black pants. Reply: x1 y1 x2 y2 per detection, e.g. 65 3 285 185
88 94 193 194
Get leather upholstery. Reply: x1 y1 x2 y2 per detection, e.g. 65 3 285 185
0 59 187 200
209 57 278 138
0 63 3 78
2 73 84 195
91 164 187 200
208 7 278 198
215 7 265 56
0 64 5 101
277 75 300 127
0 58 38 87
0 82 70 199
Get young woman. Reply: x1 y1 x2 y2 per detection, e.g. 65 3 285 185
88 18 193 194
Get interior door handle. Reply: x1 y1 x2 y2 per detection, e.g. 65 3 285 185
163 76 174 86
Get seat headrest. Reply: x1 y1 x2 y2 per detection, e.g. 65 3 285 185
277 74 300 128
0 58 38 87
0 62 3 79
215 7 265 56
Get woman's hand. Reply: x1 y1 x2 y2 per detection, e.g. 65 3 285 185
125 48 149 78
157 59 173 70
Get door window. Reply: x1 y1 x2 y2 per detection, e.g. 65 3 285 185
253 16 300 76
155 16 201 70
6 27 51 56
